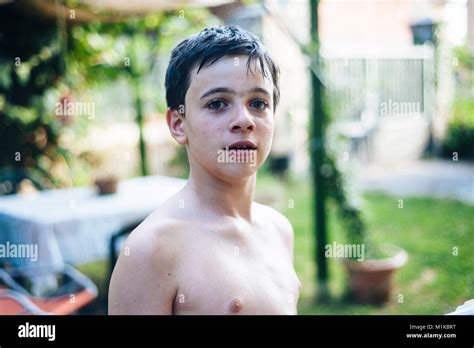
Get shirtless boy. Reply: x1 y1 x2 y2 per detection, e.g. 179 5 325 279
109 26 301 315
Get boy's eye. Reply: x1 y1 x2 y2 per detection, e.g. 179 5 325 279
249 99 269 111
206 99 228 110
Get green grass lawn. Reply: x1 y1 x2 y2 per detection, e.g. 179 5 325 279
78 173 473 315
256 174 473 315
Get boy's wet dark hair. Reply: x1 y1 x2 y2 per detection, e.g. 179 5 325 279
165 25 280 115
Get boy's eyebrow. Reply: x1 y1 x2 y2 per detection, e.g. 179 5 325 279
200 87 271 100
200 87 236 99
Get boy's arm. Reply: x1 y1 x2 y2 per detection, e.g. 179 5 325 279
108 224 178 315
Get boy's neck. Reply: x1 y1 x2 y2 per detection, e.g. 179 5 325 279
185 167 256 223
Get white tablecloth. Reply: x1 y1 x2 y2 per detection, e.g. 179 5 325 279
0 175 186 267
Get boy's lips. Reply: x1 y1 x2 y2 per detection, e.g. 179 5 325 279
224 140 258 150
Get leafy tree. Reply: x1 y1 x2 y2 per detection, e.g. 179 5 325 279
0 5 68 190
0 3 213 192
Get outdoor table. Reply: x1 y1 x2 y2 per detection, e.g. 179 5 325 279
0 175 186 268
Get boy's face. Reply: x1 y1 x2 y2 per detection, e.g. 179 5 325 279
170 55 275 182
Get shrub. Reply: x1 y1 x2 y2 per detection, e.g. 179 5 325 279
442 98 474 160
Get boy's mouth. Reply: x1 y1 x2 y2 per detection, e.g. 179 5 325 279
224 140 258 150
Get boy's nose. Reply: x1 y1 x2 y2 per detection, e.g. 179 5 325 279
229 105 255 133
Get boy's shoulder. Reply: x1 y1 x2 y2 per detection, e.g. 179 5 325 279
126 211 187 255
253 201 292 227
253 202 294 249
126 191 192 247
108 213 185 314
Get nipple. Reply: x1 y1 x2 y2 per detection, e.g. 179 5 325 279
229 297 243 313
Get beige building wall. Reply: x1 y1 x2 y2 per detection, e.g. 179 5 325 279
262 0 311 175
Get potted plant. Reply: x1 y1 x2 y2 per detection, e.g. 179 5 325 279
325 156 408 305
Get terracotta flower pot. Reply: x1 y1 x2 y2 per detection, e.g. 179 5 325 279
342 244 408 305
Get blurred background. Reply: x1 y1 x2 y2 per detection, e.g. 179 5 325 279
0 0 472 315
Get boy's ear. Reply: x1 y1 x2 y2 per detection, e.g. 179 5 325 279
166 108 188 145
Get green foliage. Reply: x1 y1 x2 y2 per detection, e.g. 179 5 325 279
0 5 70 189
167 146 190 179
323 156 366 246
66 9 215 176
0 3 216 189
442 45 474 160
453 45 474 72
321 90 368 252
442 98 474 159
67 9 214 92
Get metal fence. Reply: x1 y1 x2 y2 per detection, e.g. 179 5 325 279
321 48 435 123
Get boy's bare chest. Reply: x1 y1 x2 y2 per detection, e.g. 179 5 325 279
172 228 300 315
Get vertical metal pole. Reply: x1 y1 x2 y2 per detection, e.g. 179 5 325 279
130 35 149 176
310 0 329 300
133 76 148 176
